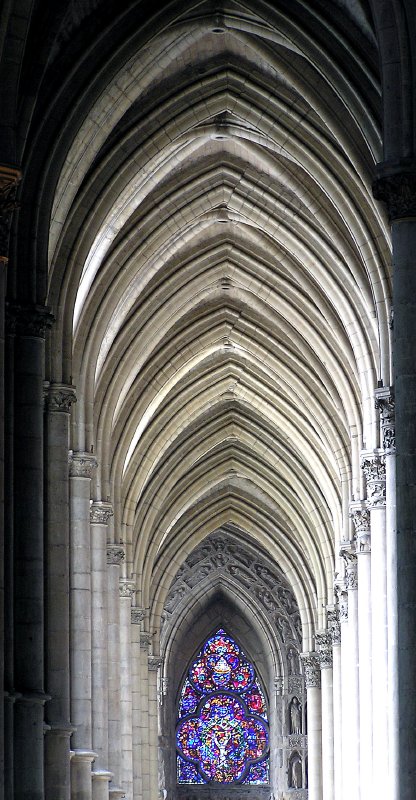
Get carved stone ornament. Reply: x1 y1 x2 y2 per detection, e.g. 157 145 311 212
375 387 395 453
300 653 321 689
90 501 113 525
373 165 416 220
327 608 341 646
6 301 54 338
339 541 358 590
119 581 135 599
288 676 304 694
131 607 145 624
361 451 386 508
148 656 163 672
68 451 98 478
140 632 153 650
339 591 348 623
288 734 303 748
315 631 333 669
47 383 77 413
0 166 21 263
107 545 125 566
349 504 371 553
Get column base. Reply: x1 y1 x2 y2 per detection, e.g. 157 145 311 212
109 785 125 799
92 770 113 800
71 750 97 800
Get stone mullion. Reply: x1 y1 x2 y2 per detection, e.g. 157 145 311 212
315 631 334 800
69 451 98 800
44 384 76 800
119 583 135 800
7 303 53 800
300 653 322 800
350 502 372 800
106 546 125 799
361 449 388 799
90 501 113 800
148 656 163 800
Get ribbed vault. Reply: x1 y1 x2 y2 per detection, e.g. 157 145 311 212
41 0 391 653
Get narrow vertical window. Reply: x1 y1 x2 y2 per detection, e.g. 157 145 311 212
176 629 269 784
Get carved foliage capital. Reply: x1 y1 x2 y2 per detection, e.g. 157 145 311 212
350 504 371 553
69 451 98 478
327 608 341 646
361 451 386 507
315 631 333 669
119 581 135 599
148 656 163 672
373 168 416 220
107 545 125 566
131 607 145 624
375 388 395 452
6 302 54 338
47 383 77 413
90 501 113 525
300 653 321 689
140 632 153 650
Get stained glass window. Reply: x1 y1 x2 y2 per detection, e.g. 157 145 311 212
176 629 269 785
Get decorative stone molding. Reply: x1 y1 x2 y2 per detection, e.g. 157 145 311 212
90 501 113 525
350 502 371 553
373 164 416 220
46 383 77 413
315 631 333 669
68 451 98 478
375 387 395 453
361 450 386 508
6 301 54 338
131 607 145 624
119 580 135 599
0 165 21 263
140 632 153 650
274 676 284 695
288 734 304 748
300 653 321 689
148 656 163 671
107 545 125 566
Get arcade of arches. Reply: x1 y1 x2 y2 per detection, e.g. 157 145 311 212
1 2 416 799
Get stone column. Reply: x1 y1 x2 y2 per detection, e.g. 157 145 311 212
375 387 398 800
119 582 135 800
328 608 342 800
148 656 163 800
0 166 21 800
351 503 372 800
7 302 53 800
106 545 125 799
340 544 360 800
90 501 113 800
301 653 322 800
373 167 416 800
139 631 153 799
315 631 334 800
44 384 77 800
69 452 98 800
131 609 146 800
337 581 351 800
361 450 388 798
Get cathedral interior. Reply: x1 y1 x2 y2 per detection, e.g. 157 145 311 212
1 1 416 799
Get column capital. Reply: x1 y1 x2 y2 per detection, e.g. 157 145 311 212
119 580 136 599
6 301 54 338
46 383 77 413
315 631 333 669
140 632 153 650
373 160 416 220
68 450 98 478
0 165 21 263
131 606 145 624
148 656 163 672
300 652 321 689
90 501 113 525
107 544 125 566
339 543 358 590
361 449 386 508
327 607 341 646
349 502 371 553
375 386 395 453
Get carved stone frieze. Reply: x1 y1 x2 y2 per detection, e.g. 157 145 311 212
69 451 98 478
300 653 321 689
0 166 21 263
90 501 113 525
6 302 54 338
361 450 386 508
46 383 77 413
131 607 145 624
107 545 125 566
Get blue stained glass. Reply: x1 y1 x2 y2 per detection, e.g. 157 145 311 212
176 629 269 785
